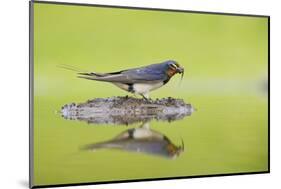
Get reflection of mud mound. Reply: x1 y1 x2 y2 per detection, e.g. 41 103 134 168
61 96 194 125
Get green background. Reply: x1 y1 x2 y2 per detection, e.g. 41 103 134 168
33 2 268 186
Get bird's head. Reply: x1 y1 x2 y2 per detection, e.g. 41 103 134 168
165 60 184 79
166 138 185 159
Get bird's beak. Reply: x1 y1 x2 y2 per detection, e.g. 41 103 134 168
176 66 184 74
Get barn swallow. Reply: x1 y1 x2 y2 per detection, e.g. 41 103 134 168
82 122 184 159
77 60 184 99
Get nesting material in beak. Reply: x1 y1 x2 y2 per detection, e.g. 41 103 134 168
176 67 184 83
180 69 184 82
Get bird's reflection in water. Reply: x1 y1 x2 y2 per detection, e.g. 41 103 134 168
82 122 184 159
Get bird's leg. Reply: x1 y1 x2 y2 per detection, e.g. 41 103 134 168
140 94 149 101
140 93 153 102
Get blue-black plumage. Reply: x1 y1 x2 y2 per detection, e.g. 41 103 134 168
77 60 184 99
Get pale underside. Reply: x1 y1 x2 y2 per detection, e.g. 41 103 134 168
113 82 164 98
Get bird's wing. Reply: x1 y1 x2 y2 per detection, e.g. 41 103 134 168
78 66 168 84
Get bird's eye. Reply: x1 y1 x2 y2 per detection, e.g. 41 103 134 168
169 63 178 69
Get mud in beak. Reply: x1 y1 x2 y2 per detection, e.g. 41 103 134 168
176 67 184 81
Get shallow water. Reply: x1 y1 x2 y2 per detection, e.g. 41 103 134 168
33 93 268 185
